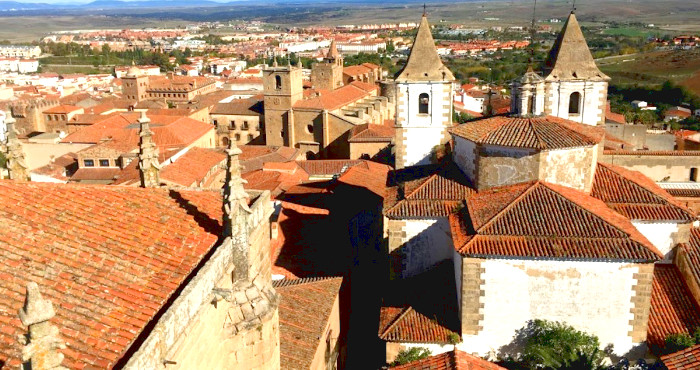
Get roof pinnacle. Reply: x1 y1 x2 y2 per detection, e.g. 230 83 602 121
18 282 67 370
138 111 160 188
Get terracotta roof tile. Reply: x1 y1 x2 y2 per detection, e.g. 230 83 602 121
661 344 700 369
679 228 700 295
293 82 376 111
603 150 700 156
647 264 700 348
379 306 459 343
348 123 395 142
451 181 661 261
591 163 695 221
449 115 604 150
0 181 223 368
666 189 700 198
390 350 506 370
210 96 263 115
296 159 366 177
159 147 227 187
273 277 342 370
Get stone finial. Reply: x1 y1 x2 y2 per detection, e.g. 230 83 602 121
272 58 278 68
222 133 253 281
18 282 67 370
137 111 161 188
3 113 30 181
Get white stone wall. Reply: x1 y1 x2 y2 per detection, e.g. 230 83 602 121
453 250 463 316
631 221 680 260
396 81 453 167
539 145 597 192
545 80 607 126
458 259 640 357
399 218 454 278
453 136 477 183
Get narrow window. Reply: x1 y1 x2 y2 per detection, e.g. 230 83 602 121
222 136 229 147
569 92 581 114
691 168 698 182
99 159 109 167
528 95 535 115
419 93 429 114
84 159 94 167
275 75 282 90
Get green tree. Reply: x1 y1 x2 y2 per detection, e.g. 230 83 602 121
520 320 605 370
391 347 431 366
0 151 6 169
664 333 695 355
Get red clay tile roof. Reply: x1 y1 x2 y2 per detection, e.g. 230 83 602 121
385 163 476 219
591 163 695 222
0 181 223 368
647 264 700 348
210 96 263 115
390 350 506 370
70 167 122 182
451 181 661 261
160 147 227 187
238 145 301 173
296 159 366 177
379 306 459 344
603 150 700 156
293 81 376 111
667 189 700 198
679 227 700 296
348 123 395 142
273 277 343 370
449 115 604 150
661 344 700 369
242 163 309 197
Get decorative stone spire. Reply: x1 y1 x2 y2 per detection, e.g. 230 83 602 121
327 40 339 59
18 282 67 370
395 14 455 82
2 113 30 181
222 133 253 282
137 111 160 188
544 11 609 81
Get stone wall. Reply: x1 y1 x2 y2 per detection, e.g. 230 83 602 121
600 152 700 182
457 258 653 358
674 247 700 307
539 146 597 192
349 141 391 160
124 190 279 370
476 145 539 189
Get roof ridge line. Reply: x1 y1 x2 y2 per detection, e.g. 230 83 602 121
473 182 538 233
527 117 547 150
598 162 687 207
380 306 414 339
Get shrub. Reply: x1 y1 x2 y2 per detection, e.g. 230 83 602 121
391 347 432 366
664 333 695 354
521 319 605 370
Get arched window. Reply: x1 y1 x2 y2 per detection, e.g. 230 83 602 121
221 136 229 147
528 95 535 115
419 93 430 114
275 75 282 90
569 92 581 114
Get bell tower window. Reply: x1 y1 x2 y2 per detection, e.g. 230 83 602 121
275 75 282 90
418 93 430 114
568 92 581 114
528 95 535 115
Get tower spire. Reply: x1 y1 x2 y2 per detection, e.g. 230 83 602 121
18 282 67 370
395 13 455 82
544 11 608 81
3 112 30 181
137 111 160 188
222 132 252 282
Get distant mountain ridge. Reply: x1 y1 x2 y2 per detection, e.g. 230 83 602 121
0 0 234 11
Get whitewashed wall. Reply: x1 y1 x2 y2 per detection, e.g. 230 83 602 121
458 259 641 357
539 145 597 192
631 221 681 260
396 81 452 167
545 80 607 126
453 136 477 183
399 218 454 278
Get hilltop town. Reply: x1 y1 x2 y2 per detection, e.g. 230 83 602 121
1 3 700 370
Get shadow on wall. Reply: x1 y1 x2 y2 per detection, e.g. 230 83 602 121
388 219 454 280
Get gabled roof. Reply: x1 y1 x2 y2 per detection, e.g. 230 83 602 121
662 344 700 369
395 15 455 82
385 162 476 219
449 115 604 150
390 350 506 370
273 277 343 370
544 12 609 81
210 96 263 116
450 181 661 261
647 264 700 348
591 163 695 222
293 81 376 111
0 181 223 368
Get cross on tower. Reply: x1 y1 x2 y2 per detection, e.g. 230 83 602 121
423 3 427 16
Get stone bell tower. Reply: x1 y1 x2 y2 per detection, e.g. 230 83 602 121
394 13 455 169
311 40 344 91
511 67 546 117
263 59 303 147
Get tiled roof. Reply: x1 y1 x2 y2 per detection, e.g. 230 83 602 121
160 147 227 187
647 264 700 348
449 115 604 150
70 167 122 182
44 105 82 114
390 350 506 370
451 181 661 261
0 181 223 368
293 81 376 111
348 123 395 142
661 344 700 369
679 228 700 294
385 163 476 219
296 159 365 177
380 261 460 344
667 189 700 198
273 277 343 370
210 96 263 115
603 150 700 156
591 163 695 222
238 145 301 173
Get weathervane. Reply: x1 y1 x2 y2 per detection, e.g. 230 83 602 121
571 0 576 12
423 3 427 16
